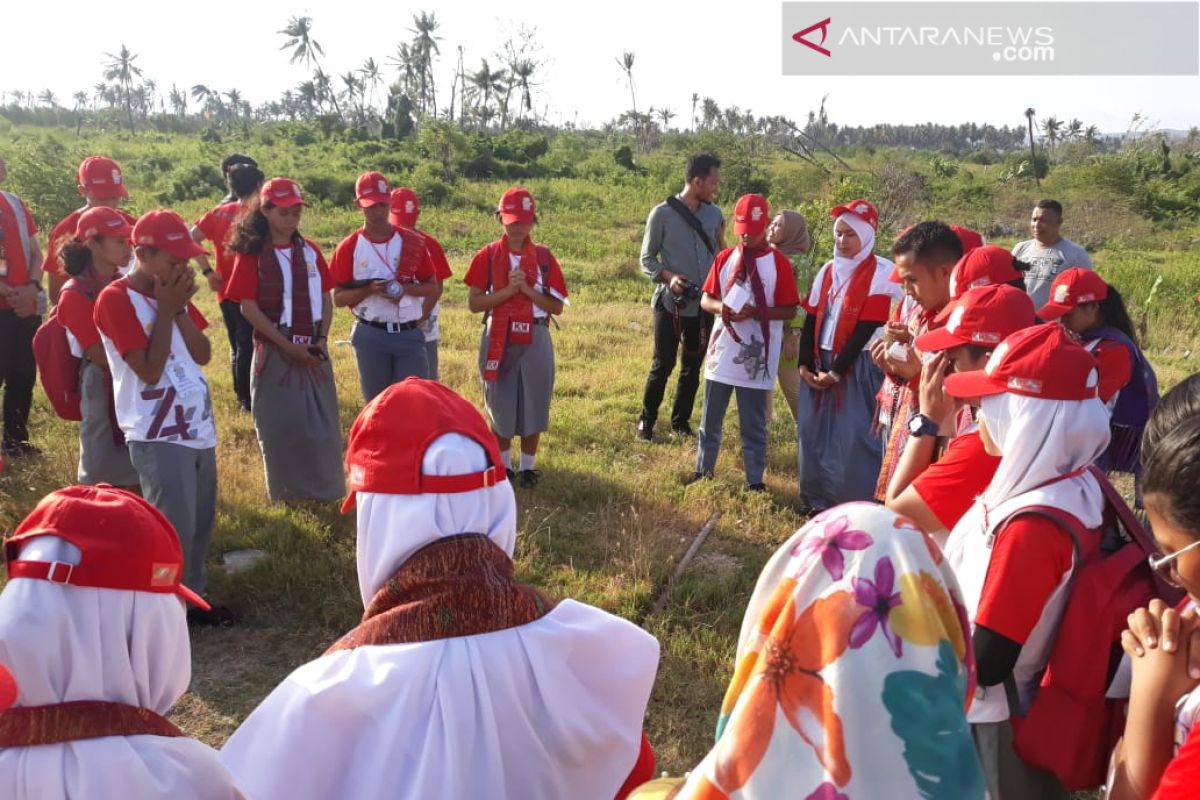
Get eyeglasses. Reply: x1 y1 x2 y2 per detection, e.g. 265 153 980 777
1147 538 1200 588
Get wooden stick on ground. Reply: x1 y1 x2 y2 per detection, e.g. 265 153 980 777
643 512 722 625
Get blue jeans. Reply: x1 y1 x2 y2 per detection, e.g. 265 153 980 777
696 379 770 485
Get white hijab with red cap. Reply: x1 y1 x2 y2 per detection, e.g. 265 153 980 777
0 535 240 799
220 432 659 800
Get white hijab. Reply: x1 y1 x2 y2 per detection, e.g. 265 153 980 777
831 212 876 283
221 434 660 800
0 536 241 800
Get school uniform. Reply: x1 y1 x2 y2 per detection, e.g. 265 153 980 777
42 207 137 284
56 270 139 486
330 227 436 401
93 277 217 596
195 201 253 410
464 238 568 439
695 243 800 485
416 230 452 380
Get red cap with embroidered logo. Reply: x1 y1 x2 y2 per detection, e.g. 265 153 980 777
261 177 307 209
498 187 536 225
916 284 1037 353
341 378 508 512
943 322 1099 401
733 194 770 236
1037 267 1109 321
77 156 129 199
131 209 207 260
388 187 421 227
949 245 1025 300
76 206 133 241
4 484 210 610
829 198 878 230
355 171 391 208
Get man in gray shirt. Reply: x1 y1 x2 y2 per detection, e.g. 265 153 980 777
1011 198 1093 310
637 153 724 441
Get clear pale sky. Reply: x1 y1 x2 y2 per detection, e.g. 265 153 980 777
4 0 1197 132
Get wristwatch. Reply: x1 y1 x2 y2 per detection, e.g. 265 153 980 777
908 413 940 438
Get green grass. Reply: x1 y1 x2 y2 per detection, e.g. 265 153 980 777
1 130 1199 781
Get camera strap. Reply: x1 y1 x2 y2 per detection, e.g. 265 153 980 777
665 196 715 255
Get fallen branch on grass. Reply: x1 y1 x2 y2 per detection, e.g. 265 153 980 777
642 512 722 625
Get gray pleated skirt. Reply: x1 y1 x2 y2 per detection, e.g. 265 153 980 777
477 321 555 438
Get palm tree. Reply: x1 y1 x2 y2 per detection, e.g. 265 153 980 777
278 16 344 123
340 72 365 123
691 92 699 132
224 89 245 120
409 12 442 116
360 58 384 115
615 51 636 113
1065 118 1083 141
388 42 420 106
1041 116 1062 152
103 44 143 131
1024 108 1040 187
468 59 506 129
168 85 187 118
1084 124 1101 147
37 89 59 109
656 107 675 131
513 59 536 120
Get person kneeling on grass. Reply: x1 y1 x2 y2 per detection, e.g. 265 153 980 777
219 379 659 800
0 485 241 799
687 194 799 492
629 503 984 800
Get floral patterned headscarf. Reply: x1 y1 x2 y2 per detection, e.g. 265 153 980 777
675 502 985 800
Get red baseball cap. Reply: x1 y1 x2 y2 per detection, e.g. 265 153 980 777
355 171 391 208
261 177 307 209
76 206 132 241
498 187 536 225
4 484 210 610
949 245 1025 300
132 210 207 260
1037 268 1109 321
388 187 421 227
733 194 770 236
889 223 985 283
342 378 508 513
829 198 878 230
77 156 129 199
943 322 1099 402
916 284 1037 352
0 664 15 711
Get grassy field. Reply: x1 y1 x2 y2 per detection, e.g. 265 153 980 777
1 129 1199 779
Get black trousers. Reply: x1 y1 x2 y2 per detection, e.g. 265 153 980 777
640 306 714 429
0 309 39 447
219 299 254 410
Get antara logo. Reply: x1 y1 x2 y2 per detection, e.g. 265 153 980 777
793 17 833 57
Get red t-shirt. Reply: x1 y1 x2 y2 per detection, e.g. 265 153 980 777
1152 724 1200 799
93 279 208 357
328 229 437 287
0 193 38 311
911 431 1002 531
57 281 109 350
418 229 452 281
225 240 333 330
975 516 1076 644
463 242 569 300
1092 338 1134 405
44 207 137 276
700 248 802 307
194 202 242 301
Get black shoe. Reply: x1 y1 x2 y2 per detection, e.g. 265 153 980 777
519 469 541 488
506 467 517 482
1 441 40 458
188 604 241 628
747 483 768 493
671 423 695 438
682 470 713 486
636 419 654 442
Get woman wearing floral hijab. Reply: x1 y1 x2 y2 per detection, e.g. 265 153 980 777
632 502 985 800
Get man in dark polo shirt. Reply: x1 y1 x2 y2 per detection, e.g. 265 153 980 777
637 153 724 441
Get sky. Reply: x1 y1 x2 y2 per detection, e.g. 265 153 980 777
3 0 1198 133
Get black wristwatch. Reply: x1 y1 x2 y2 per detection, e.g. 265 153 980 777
201 267 214 277
908 413 940 438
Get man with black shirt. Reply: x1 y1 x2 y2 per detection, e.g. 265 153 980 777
637 153 724 441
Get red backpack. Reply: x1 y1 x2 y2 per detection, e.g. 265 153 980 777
32 280 94 422
1004 467 1183 791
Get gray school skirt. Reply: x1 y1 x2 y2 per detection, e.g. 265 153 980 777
250 336 345 503
77 360 139 486
477 320 555 438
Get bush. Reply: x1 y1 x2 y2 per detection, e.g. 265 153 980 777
163 163 225 203
408 162 451 207
296 173 356 206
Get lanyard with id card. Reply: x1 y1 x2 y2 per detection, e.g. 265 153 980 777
165 356 204 401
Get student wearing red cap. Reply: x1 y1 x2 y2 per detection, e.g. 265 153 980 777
389 187 452 380
688 194 799 490
941 323 1110 797
949 244 1030 301
796 199 902 513
330 172 439 401
1039 267 1157 492
93 210 232 626
54 207 141 489
220 379 659 799
884 285 1037 538
225 178 343 504
191 162 265 413
0 485 240 798
464 187 569 489
0 155 45 458
43 156 137 304
872 222 964 501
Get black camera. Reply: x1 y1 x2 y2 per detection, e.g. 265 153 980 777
672 279 702 306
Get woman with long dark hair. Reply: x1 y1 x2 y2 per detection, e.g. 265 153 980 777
225 178 343 504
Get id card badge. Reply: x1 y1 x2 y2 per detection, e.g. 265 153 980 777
307 257 318 280
166 359 203 400
291 334 313 345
